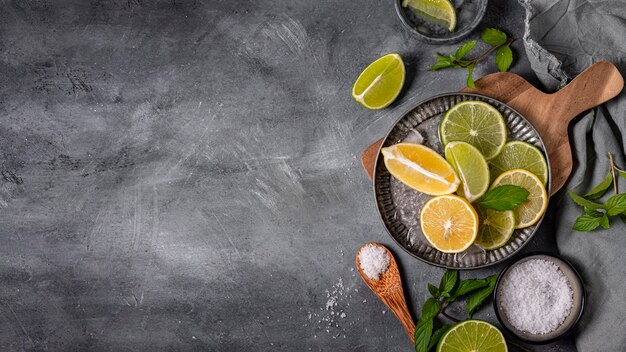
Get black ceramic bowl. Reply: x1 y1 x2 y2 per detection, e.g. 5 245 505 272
493 252 585 344
394 0 487 44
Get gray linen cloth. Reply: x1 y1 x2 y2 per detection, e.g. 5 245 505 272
519 0 626 350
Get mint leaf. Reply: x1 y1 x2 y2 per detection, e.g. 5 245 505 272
600 214 610 229
584 171 613 200
414 316 433 352
448 278 490 300
584 207 604 217
439 270 458 296
430 61 453 71
427 324 453 351
466 64 475 88
495 45 513 72
430 55 453 71
466 275 497 318
428 283 440 298
573 214 602 231
481 28 507 46
477 185 529 211
569 190 604 210
422 298 441 319
605 193 626 216
455 40 476 59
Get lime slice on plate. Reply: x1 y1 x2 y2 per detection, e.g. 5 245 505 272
437 320 508 352
489 140 549 185
352 53 405 110
491 169 548 229
444 141 490 202
440 101 507 160
402 0 457 32
475 207 515 250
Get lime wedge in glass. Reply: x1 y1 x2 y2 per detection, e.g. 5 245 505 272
440 101 507 160
489 141 549 185
352 53 405 110
437 320 508 352
402 0 457 32
475 206 515 250
444 141 489 202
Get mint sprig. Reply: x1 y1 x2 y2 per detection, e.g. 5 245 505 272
569 153 626 231
413 270 497 352
429 28 515 87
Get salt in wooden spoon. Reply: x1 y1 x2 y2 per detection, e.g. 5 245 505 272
356 242 415 341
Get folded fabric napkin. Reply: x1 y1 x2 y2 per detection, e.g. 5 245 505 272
519 0 626 350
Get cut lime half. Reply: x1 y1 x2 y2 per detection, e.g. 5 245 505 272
437 320 508 352
440 101 507 160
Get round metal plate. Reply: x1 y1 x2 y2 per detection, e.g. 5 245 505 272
373 93 551 269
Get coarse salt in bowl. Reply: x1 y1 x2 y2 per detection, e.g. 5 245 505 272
493 253 585 344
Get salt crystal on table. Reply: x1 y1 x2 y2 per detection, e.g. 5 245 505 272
499 259 573 334
358 245 390 280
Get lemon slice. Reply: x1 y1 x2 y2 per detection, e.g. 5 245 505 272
440 101 507 160
352 53 405 110
420 195 479 253
491 169 548 229
382 143 460 195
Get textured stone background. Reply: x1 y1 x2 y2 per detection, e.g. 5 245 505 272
0 1 575 351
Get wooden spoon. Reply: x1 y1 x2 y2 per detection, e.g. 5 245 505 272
356 242 415 341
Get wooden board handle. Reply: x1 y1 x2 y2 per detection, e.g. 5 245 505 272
554 61 624 121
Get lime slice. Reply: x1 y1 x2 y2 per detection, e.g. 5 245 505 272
444 141 489 202
402 0 457 32
440 101 507 160
437 320 508 352
491 169 548 229
352 53 405 110
489 141 549 185
475 207 515 250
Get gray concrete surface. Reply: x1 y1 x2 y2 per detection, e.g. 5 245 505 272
0 1 575 351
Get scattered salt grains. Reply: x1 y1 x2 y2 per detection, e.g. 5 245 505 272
306 277 358 339
499 259 573 334
358 245 390 280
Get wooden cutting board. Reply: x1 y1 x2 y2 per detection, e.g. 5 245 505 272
361 61 624 195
